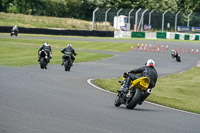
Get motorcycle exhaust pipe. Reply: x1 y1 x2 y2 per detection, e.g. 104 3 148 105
147 88 152 94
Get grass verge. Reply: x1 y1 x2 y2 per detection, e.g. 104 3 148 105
0 37 116 66
93 67 200 114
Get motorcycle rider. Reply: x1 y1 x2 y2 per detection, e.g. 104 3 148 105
61 44 77 65
171 49 178 58
38 42 52 62
11 25 19 35
118 59 158 103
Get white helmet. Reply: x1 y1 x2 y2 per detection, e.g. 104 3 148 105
44 42 49 46
146 59 155 67
67 44 72 47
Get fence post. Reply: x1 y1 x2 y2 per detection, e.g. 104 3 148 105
148 9 154 25
104 8 111 31
128 9 134 30
92 7 99 31
116 8 122 30
141 9 148 32
135 8 141 32
162 10 168 33
175 11 180 32
187 12 193 27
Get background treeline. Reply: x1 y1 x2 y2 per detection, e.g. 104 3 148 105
1 0 200 20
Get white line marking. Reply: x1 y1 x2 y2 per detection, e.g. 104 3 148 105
87 78 200 116
87 79 115 94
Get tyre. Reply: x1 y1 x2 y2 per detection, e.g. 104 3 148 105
64 60 69 71
177 56 181 62
114 95 121 107
67 65 71 71
40 57 45 69
126 88 142 109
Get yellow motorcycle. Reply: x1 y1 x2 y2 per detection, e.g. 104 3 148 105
114 73 152 109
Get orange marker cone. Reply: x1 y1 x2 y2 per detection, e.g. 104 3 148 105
140 46 143 52
187 48 190 53
130 45 133 51
196 49 199 54
161 45 164 53
153 45 156 52
166 45 168 50
149 44 151 52
183 48 185 53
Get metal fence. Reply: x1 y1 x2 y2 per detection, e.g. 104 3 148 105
92 8 200 32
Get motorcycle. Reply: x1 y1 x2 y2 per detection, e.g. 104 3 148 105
114 73 152 109
10 30 18 37
62 52 72 71
39 50 50 69
171 50 181 62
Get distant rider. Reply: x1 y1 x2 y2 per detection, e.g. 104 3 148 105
38 42 52 62
61 44 77 65
171 49 178 58
118 59 158 103
12 25 19 32
11 25 19 35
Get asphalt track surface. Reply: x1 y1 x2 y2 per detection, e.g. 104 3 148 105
0 35 200 133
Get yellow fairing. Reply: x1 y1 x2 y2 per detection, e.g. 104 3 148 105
130 77 150 91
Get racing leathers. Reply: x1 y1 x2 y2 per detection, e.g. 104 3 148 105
120 66 158 92
38 45 52 62
61 46 77 65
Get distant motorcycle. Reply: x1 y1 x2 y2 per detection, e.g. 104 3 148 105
62 51 72 71
10 30 18 36
171 50 181 62
114 73 152 109
39 50 50 69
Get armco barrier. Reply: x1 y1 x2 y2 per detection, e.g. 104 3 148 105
0 26 114 37
184 34 190 40
157 32 166 39
131 32 145 38
195 35 199 40
175 34 180 39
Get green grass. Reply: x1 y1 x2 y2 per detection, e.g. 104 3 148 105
93 67 200 114
0 12 113 30
0 36 135 66
0 37 133 52
0 37 119 66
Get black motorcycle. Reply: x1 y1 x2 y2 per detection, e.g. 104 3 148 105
171 50 181 62
39 50 50 69
62 52 72 71
10 30 18 36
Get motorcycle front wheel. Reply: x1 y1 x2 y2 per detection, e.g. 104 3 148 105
126 88 142 109
114 95 121 107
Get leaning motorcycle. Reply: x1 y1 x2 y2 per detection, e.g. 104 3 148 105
171 51 181 62
62 52 72 71
39 50 49 69
114 73 152 109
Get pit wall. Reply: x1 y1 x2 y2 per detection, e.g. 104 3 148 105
114 31 200 40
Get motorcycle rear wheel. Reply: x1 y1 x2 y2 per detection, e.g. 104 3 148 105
176 56 181 62
126 88 142 109
64 60 71 71
40 57 46 69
